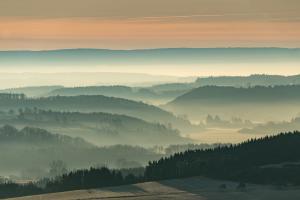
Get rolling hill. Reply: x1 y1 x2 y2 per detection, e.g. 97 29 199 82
145 131 300 185
149 74 300 94
0 94 195 132
7 177 300 200
4 132 300 200
45 85 186 104
165 85 300 121
0 86 63 97
0 125 162 178
0 109 190 146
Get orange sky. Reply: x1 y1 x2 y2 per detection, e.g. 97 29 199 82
0 0 300 50
1 18 300 50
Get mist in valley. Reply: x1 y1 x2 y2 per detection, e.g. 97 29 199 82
0 51 300 199
1 0 300 197
1 73 300 181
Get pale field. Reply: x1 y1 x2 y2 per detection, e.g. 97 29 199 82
7 177 300 200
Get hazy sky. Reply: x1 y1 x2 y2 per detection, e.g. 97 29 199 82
1 0 300 50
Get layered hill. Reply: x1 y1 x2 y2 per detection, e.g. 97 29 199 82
0 125 161 178
5 132 300 200
0 109 190 146
0 94 195 132
165 85 300 121
0 86 63 97
0 125 89 147
149 74 300 94
45 85 186 104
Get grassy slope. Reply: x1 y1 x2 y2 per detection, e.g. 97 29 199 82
8 177 300 200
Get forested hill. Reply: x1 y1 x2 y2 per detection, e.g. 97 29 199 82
6 109 189 146
0 125 90 147
150 74 300 93
0 125 162 177
0 94 191 129
0 86 63 97
169 85 300 105
145 131 300 184
3 131 300 199
164 85 300 121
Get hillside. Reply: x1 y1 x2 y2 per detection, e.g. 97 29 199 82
0 86 63 97
7 177 300 200
0 125 161 178
0 94 195 132
165 85 300 121
45 85 185 104
0 109 190 146
150 74 300 94
3 131 300 199
145 131 300 185
3 74 299 104
0 125 90 147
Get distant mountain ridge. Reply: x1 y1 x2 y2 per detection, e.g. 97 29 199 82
3 74 300 100
1 48 299 68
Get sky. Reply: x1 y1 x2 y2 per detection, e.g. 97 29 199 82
0 0 299 80
0 0 300 50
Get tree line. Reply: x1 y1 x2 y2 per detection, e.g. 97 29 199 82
145 131 300 184
1 131 300 198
